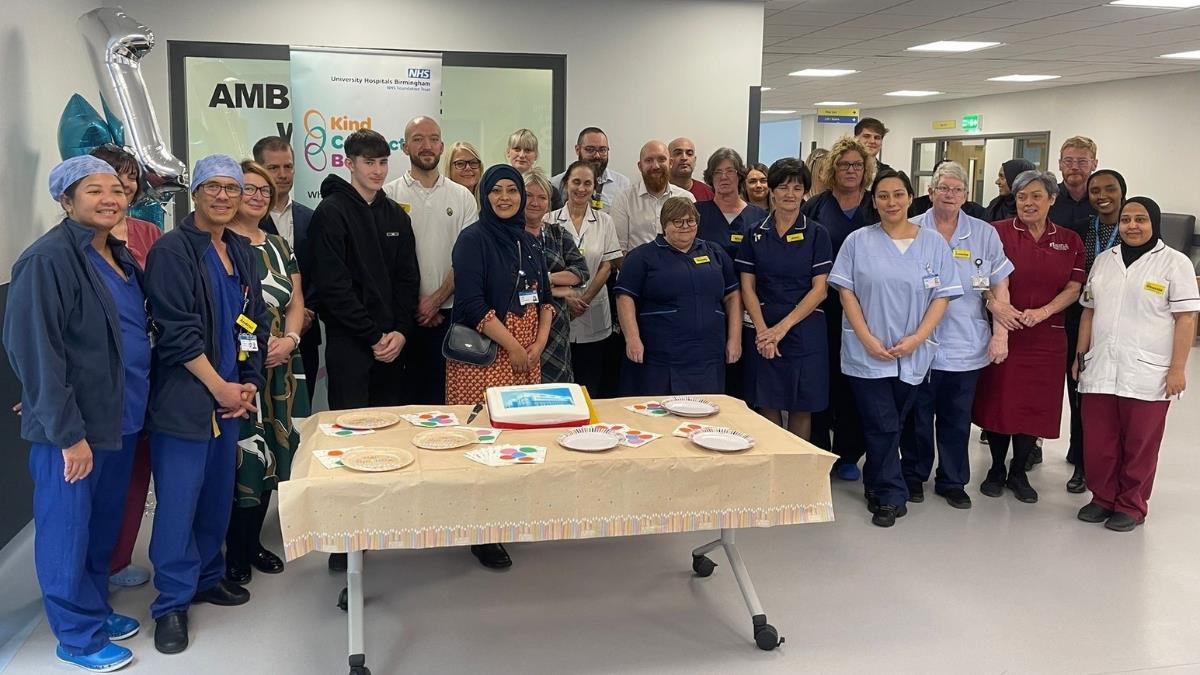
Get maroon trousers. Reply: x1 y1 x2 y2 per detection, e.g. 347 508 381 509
108 436 151 573
1081 393 1170 520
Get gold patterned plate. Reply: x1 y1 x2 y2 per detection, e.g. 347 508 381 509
335 411 401 430
340 447 415 472
412 428 477 451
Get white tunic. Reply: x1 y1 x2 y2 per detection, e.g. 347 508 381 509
546 206 622 344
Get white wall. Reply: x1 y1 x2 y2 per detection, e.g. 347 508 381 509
0 0 764 279
860 71 1200 217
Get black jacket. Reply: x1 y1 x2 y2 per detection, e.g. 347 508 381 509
144 215 269 441
309 174 420 346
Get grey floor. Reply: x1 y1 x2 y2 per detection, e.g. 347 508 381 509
6 356 1200 675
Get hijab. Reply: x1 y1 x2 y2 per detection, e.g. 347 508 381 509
1002 159 1035 191
478 164 528 251
1086 168 1127 201
1118 196 1161 268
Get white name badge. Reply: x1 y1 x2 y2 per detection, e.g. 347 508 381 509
923 275 941 289
971 275 989 290
518 289 539 305
239 332 259 352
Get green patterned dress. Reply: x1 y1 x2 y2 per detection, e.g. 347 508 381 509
236 234 310 507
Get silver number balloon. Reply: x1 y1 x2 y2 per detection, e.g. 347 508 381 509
77 7 188 200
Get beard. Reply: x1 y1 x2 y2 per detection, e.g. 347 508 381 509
642 168 668 193
588 157 608 177
411 152 440 172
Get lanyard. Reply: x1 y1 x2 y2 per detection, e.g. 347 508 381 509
1092 216 1118 259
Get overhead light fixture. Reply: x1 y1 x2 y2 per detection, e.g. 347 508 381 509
788 68 858 77
1160 49 1200 59
988 74 1061 82
760 86 774 91
814 101 858 106
907 41 1002 52
761 109 797 114
1111 0 1200 7
885 90 942 97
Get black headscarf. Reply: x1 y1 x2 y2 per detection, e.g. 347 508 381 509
477 164 529 252
1119 196 1161 268
1002 159 1035 191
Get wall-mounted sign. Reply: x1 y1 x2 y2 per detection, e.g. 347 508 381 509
932 119 956 130
962 114 983 133
817 107 860 124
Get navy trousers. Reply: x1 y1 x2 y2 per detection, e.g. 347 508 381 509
900 369 980 492
848 376 918 507
148 418 238 618
31 433 137 655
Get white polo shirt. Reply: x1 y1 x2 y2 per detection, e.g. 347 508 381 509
609 179 694 253
383 172 479 309
1078 241 1200 401
547 205 623 344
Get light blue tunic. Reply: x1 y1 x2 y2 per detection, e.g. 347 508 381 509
828 224 963 385
911 209 1014 372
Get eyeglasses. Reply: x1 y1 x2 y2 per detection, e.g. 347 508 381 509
452 159 482 170
199 182 245 198
242 185 274 198
667 218 698 229
582 146 610 156
712 168 740 178
836 161 865 171
1059 158 1094 168
934 185 966 195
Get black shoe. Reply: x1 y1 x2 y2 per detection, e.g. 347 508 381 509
1078 502 1113 523
980 468 1006 498
1066 467 1087 494
865 492 880 514
1006 472 1039 503
1105 511 1143 532
906 480 925 503
470 543 512 569
937 488 972 510
225 562 251 585
1024 444 1043 471
328 553 347 572
154 611 189 655
979 430 989 445
192 579 250 606
871 504 908 528
252 548 285 574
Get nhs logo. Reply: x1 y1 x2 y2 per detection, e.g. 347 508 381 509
407 68 432 79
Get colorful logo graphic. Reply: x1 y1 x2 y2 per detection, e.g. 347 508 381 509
302 108 402 172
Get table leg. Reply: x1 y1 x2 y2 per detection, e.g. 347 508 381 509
690 528 784 651
347 551 370 675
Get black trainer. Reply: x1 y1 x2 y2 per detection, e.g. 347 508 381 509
937 488 972 509
1006 472 1039 503
1066 467 1087 494
871 504 908 528
1077 502 1113 523
1105 511 1143 532
980 468 1006 498
906 480 925 503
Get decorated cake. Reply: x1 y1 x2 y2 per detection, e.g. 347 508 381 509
485 383 592 429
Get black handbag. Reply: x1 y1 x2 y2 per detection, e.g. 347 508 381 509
442 322 498 366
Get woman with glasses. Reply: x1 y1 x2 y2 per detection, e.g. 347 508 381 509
222 161 309 584
742 162 771 212
801 137 876 482
615 197 742 395
445 141 483 203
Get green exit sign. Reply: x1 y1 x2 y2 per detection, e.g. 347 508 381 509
962 114 983 133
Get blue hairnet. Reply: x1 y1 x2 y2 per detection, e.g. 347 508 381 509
191 154 244 192
48 155 118 200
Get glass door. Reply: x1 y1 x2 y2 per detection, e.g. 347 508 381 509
911 131 1050 204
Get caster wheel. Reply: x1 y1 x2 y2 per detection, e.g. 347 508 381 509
754 623 783 651
337 587 348 612
691 555 717 577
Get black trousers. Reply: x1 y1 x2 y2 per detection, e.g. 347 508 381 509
403 310 451 405
571 334 620 399
986 433 1038 477
810 299 865 464
324 329 406 410
1064 304 1084 469
226 492 271 568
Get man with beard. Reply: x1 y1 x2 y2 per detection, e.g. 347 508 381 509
551 126 631 212
668 137 714 201
384 116 478 405
611 140 695 252
1048 136 1099 233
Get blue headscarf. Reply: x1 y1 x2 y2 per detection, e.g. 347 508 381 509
478 164 527 248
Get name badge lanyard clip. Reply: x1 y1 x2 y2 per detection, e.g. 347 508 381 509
517 241 539 305
971 258 989 290
237 286 257 361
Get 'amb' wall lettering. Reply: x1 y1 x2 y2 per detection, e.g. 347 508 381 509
209 83 290 109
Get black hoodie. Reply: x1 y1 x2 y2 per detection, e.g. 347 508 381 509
309 174 420 347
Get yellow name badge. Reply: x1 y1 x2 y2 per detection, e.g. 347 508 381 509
730 234 744 243
953 248 971 259
235 314 258 333
786 232 804 242
693 255 711 264
398 202 412 214
1144 281 1167 295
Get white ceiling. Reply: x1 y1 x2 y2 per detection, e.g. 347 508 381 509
760 0 1200 115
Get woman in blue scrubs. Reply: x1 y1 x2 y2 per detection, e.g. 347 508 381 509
801 136 876 480
737 158 831 439
828 171 961 527
4 156 150 672
616 197 742 395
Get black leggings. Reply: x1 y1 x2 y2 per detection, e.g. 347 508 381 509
985 433 1037 476
226 491 272 568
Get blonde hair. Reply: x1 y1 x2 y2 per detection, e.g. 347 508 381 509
1060 135 1097 157
444 141 482 201
507 128 539 153
805 148 830 198
817 137 875 191
523 167 554 200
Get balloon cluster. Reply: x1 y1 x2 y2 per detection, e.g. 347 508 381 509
57 7 187 226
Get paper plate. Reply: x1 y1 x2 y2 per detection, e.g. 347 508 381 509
340 447 414 472
557 426 623 452
412 428 477 450
661 396 720 418
335 411 401 430
688 427 755 453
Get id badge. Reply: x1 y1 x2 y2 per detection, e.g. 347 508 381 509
518 289 539 306
239 332 259 352
923 275 941 289
1082 284 1093 303
971 275 989 291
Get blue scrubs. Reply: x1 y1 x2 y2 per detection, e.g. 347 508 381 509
735 214 832 411
828 225 963 507
901 212 1013 491
34 250 149 655
149 246 242 618
696 200 768 260
615 235 739 395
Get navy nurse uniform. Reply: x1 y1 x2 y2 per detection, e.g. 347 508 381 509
4 220 149 658
615 235 739 395
735 214 832 412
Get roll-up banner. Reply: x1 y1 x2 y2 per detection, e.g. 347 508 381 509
289 47 443 208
